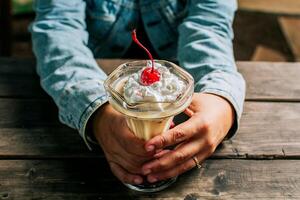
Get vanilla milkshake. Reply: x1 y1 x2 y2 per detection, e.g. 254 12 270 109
104 60 194 192
103 29 194 193
104 60 194 141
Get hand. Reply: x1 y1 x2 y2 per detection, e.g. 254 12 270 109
142 93 235 183
92 103 154 185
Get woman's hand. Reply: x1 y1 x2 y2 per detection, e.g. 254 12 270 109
92 103 154 185
142 93 235 183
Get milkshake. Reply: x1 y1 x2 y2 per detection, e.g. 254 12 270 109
103 29 194 192
104 60 194 192
105 60 193 141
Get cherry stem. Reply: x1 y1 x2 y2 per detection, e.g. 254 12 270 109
131 29 155 72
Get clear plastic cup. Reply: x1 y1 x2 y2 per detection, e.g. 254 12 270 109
104 60 194 192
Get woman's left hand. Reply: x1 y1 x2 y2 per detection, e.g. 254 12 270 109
142 93 235 183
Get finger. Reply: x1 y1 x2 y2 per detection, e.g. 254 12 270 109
142 149 171 175
146 153 205 183
109 161 143 185
184 107 194 117
170 121 176 129
142 139 201 174
153 149 171 159
114 153 143 174
145 115 206 151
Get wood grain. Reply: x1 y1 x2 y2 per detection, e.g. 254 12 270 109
0 127 93 158
1 59 300 101
0 58 36 74
251 45 287 62
0 100 299 158
0 99 59 128
0 74 46 98
0 159 299 199
0 58 45 98
238 0 300 15
238 62 300 101
279 17 300 62
216 102 300 158
0 59 299 198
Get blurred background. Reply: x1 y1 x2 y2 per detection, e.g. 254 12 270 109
1 0 300 62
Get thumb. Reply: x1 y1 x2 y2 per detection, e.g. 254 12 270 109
145 115 203 151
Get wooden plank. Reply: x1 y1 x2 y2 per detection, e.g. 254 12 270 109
0 127 93 158
216 102 300 158
238 62 300 101
0 74 46 98
0 98 100 158
0 100 299 158
0 58 36 74
238 0 300 15
0 99 59 128
279 17 300 62
0 58 46 98
0 159 299 199
251 45 287 62
1 59 300 101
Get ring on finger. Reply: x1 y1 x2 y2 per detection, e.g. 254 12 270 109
192 156 202 169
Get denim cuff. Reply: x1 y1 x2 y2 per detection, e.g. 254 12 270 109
56 79 108 151
78 96 108 150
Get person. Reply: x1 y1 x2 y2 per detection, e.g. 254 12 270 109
30 0 245 185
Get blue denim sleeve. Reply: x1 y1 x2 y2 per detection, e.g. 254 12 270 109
30 0 108 149
177 0 246 138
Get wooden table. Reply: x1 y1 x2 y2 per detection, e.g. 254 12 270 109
0 58 300 199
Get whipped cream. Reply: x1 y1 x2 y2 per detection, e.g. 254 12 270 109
123 63 186 104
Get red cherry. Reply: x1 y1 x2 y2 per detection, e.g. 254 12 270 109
131 29 160 85
140 67 160 86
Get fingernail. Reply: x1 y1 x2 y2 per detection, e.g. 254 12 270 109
146 145 155 152
143 168 151 175
148 176 158 183
134 178 142 185
170 121 175 128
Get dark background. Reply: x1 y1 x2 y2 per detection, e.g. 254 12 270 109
1 0 299 62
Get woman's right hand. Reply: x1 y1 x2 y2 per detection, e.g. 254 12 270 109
92 103 154 185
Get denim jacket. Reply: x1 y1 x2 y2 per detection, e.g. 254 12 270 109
30 0 246 150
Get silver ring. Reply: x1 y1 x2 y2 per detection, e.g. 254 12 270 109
192 156 202 169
